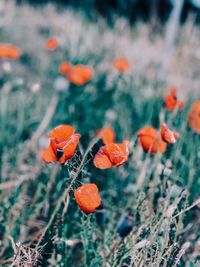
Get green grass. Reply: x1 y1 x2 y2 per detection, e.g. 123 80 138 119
0 3 200 267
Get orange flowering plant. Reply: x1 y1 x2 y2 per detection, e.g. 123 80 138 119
0 43 21 60
137 126 167 154
113 58 129 73
137 124 179 154
160 123 179 144
67 64 93 86
42 126 105 215
188 101 200 134
97 127 115 145
74 183 101 213
45 38 58 51
42 125 81 164
59 61 71 75
163 87 184 111
94 140 129 169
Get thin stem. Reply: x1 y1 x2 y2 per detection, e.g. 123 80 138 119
173 196 200 219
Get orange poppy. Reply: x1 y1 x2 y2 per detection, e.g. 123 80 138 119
97 127 115 144
188 102 200 134
42 125 80 164
45 38 58 51
59 61 71 75
113 58 129 72
137 126 167 154
160 123 179 144
189 101 200 114
94 140 129 169
163 88 184 111
0 44 21 60
67 64 93 86
74 183 101 213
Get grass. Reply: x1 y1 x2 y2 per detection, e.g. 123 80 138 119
0 2 200 267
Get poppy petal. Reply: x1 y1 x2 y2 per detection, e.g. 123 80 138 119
61 134 81 162
158 140 167 153
161 123 179 144
93 148 113 169
41 144 57 163
49 125 75 142
105 142 129 166
97 127 115 144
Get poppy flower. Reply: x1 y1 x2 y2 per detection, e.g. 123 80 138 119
45 38 58 51
74 183 101 214
113 58 129 72
188 101 200 134
160 123 179 144
0 44 21 60
42 125 80 164
67 64 93 86
163 88 184 111
137 127 167 154
59 61 71 75
93 140 129 169
97 127 115 144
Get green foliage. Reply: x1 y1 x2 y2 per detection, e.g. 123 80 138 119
0 4 200 267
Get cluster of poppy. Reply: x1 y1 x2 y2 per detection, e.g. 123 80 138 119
41 122 179 213
3 40 199 217
41 125 130 213
58 58 130 86
45 37 130 85
57 58 130 87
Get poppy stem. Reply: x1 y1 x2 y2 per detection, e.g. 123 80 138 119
34 136 100 252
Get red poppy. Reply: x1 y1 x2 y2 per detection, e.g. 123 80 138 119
45 38 58 51
137 126 167 154
97 127 115 144
160 123 179 144
42 125 80 164
0 44 21 60
67 64 93 86
163 88 184 111
113 58 129 73
74 183 101 213
94 140 129 169
188 101 200 134
59 61 71 75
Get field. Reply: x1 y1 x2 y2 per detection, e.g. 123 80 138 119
0 2 200 266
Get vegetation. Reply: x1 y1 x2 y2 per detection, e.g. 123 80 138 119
0 3 200 266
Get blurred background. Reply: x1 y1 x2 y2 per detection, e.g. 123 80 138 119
15 0 200 23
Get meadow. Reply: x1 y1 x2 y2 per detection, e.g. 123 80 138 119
0 2 200 266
